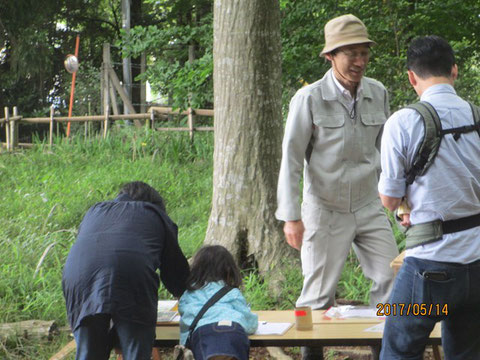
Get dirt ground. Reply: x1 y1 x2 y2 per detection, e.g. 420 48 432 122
156 345 440 359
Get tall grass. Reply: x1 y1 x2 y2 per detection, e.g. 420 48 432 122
0 128 213 358
0 127 402 358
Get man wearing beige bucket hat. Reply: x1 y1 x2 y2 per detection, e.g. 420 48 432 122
276 14 398 359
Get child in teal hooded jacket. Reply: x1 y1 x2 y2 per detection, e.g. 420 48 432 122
179 245 258 360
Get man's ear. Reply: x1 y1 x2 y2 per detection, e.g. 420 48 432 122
451 64 458 81
407 70 417 87
324 53 333 62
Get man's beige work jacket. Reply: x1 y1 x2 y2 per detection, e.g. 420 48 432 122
276 69 389 221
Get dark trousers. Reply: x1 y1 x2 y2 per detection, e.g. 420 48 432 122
381 257 480 359
73 313 155 360
190 321 250 360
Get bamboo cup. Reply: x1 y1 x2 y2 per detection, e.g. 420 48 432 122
294 306 313 331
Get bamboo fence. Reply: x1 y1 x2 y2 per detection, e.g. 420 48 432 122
0 106 214 151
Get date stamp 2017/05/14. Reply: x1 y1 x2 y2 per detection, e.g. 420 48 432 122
376 303 449 317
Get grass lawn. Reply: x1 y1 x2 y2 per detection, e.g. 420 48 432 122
0 127 402 359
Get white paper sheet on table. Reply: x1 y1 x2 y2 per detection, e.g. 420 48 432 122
158 300 178 311
254 322 293 335
363 322 385 333
324 305 382 319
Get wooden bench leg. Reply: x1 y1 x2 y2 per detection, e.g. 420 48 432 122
432 345 442 360
152 347 162 360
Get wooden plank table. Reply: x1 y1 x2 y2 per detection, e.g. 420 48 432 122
155 310 442 348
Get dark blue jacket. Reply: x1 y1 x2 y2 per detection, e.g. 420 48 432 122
62 193 189 331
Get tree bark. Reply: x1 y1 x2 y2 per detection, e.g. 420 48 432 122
206 0 294 276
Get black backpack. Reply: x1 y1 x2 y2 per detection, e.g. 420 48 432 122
404 101 480 186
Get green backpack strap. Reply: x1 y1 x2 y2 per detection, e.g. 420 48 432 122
467 101 480 137
404 101 442 185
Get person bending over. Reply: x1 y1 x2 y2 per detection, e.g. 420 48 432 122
62 181 190 360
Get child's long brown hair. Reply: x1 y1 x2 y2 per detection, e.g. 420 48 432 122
186 245 242 290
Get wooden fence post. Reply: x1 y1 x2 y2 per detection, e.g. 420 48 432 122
187 107 194 142
140 52 147 115
103 105 109 139
150 108 155 129
49 105 55 147
188 42 195 142
103 44 110 122
109 81 119 116
11 106 19 149
4 107 10 151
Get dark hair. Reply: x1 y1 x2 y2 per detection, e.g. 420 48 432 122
407 35 455 79
118 181 166 211
329 48 339 56
186 245 242 290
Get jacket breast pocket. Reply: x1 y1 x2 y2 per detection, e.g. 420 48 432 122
312 114 345 154
360 112 386 126
359 112 386 153
313 114 345 128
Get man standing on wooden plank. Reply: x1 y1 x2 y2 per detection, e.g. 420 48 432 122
62 181 189 360
276 14 398 360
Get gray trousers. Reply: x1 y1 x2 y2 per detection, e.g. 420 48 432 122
297 198 398 309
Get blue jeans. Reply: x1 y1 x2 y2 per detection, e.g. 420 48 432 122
190 321 250 360
73 313 155 360
380 257 480 360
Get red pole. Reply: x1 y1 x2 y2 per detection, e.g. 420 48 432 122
66 35 80 138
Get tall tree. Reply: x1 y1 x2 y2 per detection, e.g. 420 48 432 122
205 0 294 277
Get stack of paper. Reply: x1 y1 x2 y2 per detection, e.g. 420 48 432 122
324 305 382 319
157 300 179 323
254 322 293 335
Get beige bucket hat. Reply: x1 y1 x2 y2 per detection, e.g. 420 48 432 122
320 14 376 56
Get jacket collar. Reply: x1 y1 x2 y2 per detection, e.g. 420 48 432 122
420 83 456 101
321 68 373 101
114 193 134 202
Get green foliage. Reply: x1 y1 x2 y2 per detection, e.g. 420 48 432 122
120 6 213 110
337 251 372 304
3 0 480 124
242 271 278 310
0 129 215 358
0 0 122 117
0 332 77 360
0 129 213 325
119 0 480 115
280 0 480 111
1 126 407 357
3 1 480 357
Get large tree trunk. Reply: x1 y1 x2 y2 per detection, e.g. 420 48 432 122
206 0 294 276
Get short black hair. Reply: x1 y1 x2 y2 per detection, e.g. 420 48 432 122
407 35 455 79
118 181 165 211
186 245 243 290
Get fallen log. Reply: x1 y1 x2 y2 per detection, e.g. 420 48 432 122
0 320 57 342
